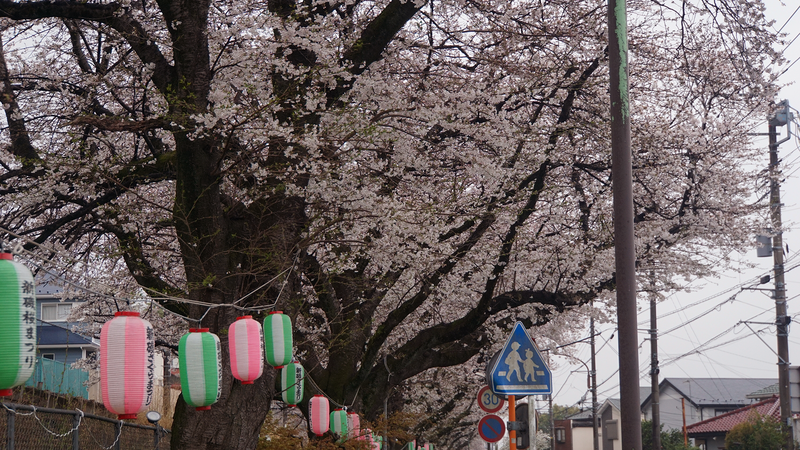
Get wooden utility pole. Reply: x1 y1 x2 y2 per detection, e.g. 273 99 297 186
681 398 687 446
608 0 642 449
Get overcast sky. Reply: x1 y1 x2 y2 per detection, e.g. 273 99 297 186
548 0 800 413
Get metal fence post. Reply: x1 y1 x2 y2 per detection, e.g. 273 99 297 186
154 424 161 449
73 411 81 450
6 404 15 450
115 421 123 450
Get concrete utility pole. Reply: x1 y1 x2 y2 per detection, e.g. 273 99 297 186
608 0 642 449
649 275 661 450
590 315 599 450
768 100 792 449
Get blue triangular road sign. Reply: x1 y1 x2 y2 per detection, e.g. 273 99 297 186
490 322 552 395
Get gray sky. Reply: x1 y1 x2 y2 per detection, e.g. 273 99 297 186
550 0 800 411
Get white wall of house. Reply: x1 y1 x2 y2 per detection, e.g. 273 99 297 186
572 425 599 450
599 404 621 450
642 384 702 430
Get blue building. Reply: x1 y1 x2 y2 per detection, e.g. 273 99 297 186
26 276 99 397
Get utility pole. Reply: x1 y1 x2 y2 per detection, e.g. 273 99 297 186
768 100 792 449
590 315 599 450
608 0 642 449
649 274 661 450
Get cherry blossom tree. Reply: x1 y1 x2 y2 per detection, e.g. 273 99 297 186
0 0 782 448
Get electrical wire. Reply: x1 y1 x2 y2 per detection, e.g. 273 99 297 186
776 4 800 34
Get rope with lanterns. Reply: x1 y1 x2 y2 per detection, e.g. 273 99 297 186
0 247 386 448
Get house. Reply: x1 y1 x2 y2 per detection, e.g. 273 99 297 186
686 396 780 450
557 409 598 450
555 388 649 450
598 399 623 450
24 276 99 398
34 277 98 365
640 378 776 431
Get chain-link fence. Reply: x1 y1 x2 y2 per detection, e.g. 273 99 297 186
1 402 170 449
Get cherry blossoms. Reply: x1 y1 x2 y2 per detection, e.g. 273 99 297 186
0 0 782 447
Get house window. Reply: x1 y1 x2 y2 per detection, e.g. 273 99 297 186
41 303 72 321
555 427 566 443
41 353 55 360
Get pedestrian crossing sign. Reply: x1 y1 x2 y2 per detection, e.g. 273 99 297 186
490 322 552 395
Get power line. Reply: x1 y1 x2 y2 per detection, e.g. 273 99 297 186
777 4 800 34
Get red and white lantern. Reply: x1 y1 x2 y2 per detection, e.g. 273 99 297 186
100 311 155 420
228 316 264 384
348 412 361 439
309 395 330 436
0 253 37 396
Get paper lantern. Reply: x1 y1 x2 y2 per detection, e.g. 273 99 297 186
101 311 155 419
263 311 293 368
348 412 361 439
280 361 304 406
330 409 348 437
371 433 383 450
0 253 36 396
228 315 264 384
179 328 222 410
309 395 330 436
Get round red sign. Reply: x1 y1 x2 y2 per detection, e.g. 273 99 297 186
478 414 506 443
477 385 505 413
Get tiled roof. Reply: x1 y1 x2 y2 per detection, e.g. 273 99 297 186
642 378 777 407
746 383 779 399
566 409 594 420
685 396 780 435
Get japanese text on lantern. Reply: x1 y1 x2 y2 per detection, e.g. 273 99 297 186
146 326 155 403
21 279 35 368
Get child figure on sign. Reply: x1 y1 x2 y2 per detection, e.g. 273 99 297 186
523 349 540 382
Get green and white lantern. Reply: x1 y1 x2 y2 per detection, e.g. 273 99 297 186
0 253 36 396
330 409 349 437
263 311 293 368
280 362 304 406
178 328 222 410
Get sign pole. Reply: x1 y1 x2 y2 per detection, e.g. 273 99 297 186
509 395 517 450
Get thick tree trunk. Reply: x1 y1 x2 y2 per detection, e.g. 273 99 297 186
170 309 276 449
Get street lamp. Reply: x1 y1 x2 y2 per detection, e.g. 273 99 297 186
146 411 162 448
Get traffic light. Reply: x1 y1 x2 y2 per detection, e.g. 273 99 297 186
512 403 530 449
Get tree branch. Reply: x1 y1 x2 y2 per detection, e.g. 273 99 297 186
0 1 174 93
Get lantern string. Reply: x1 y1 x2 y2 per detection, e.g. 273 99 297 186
303 370 348 409
2 231 363 416
233 253 298 307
